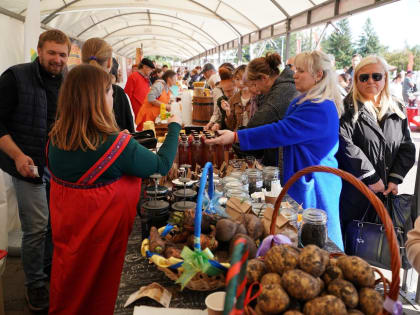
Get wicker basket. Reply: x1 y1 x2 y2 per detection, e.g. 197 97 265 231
224 166 401 315
141 162 228 291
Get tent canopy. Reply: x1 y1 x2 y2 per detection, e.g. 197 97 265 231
1 0 398 61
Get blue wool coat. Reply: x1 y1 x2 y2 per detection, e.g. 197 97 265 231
238 96 344 250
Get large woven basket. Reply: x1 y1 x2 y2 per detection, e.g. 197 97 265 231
141 162 228 291
223 166 401 315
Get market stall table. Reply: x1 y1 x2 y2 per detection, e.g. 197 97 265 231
114 195 341 314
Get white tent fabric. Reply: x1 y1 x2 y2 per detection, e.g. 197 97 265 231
0 0 400 60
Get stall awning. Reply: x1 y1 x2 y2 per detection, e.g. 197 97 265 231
0 0 400 61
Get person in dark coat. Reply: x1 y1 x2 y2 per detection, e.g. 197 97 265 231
242 53 299 179
337 55 415 233
81 38 135 133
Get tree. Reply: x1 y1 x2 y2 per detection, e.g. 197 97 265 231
321 18 354 69
384 45 420 72
357 18 384 56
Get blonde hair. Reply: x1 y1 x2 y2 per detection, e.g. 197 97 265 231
81 38 113 70
294 51 343 117
352 55 405 121
49 64 119 151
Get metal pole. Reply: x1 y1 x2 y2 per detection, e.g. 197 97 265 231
416 274 420 304
237 37 243 64
285 19 291 60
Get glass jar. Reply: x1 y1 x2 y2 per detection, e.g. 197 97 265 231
299 208 328 248
245 169 263 195
226 189 250 202
224 181 246 194
230 171 249 192
263 166 280 192
280 208 298 229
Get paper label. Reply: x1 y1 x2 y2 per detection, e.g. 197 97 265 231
124 282 172 308
256 180 263 188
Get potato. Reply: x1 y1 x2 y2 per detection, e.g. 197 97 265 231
242 214 264 240
327 278 358 308
337 256 375 287
322 260 343 285
257 284 290 314
298 245 329 277
265 245 299 275
229 234 257 258
359 288 383 315
317 277 325 293
261 273 282 286
282 269 321 300
216 219 240 242
348 310 365 315
246 259 266 283
284 311 304 315
303 295 347 315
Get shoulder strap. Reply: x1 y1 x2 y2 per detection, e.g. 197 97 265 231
77 133 131 185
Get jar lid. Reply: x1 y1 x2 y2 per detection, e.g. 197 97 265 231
280 208 297 221
143 199 170 210
171 201 197 211
226 189 249 199
173 188 197 198
245 169 262 177
222 177 241 185
224 182 244 190
302 208 327 224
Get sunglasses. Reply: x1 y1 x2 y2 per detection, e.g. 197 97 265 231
358 73 384 83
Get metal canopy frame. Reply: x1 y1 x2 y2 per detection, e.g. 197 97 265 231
0 0 401 61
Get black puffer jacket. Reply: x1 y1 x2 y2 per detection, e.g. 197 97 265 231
337 94 416 227
244 67 299 173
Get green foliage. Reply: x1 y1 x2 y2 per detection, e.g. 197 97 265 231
384 45 420 71
356 18 385 56
321 18 354 69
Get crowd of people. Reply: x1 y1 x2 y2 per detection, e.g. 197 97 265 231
0 28 419 314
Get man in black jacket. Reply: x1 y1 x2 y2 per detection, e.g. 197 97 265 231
0 29 70 311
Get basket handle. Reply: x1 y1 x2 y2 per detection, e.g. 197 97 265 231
194 162 214 251
270 165 401 301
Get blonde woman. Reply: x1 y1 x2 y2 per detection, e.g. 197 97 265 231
207 51 345 249
337 55 415 231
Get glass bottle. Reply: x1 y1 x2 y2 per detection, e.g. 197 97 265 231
178 135 190 165
191 135 202 168
299 209 328 248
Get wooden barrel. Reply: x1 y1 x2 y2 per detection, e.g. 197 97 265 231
192 96 213 126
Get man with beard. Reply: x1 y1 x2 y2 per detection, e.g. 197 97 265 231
0 29 70 311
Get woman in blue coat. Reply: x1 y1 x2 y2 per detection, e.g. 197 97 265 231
207 51 345 249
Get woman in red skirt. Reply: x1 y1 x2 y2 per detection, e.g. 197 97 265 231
47 64 181 314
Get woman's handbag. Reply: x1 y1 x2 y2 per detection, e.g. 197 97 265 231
344 193 414 270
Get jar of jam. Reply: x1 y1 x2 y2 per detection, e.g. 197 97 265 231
245 169 263 195
230 171 249 192
263 166 280 192
299 209 327 248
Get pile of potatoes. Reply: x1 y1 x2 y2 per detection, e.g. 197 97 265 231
246 244 383 315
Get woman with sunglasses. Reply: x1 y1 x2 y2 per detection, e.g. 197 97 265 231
336 55 415 234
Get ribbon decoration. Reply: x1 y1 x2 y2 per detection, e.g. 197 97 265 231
176 245 220 290
383 296 403 315
256 234 292 257
203 190 228 217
